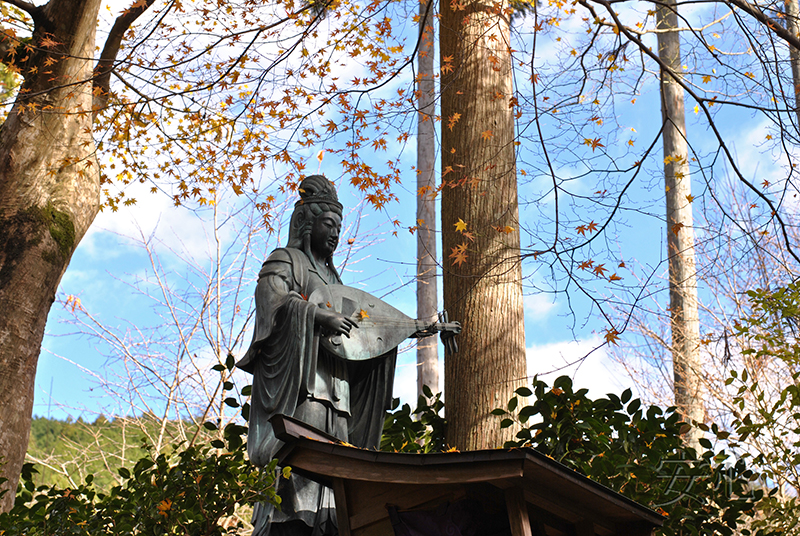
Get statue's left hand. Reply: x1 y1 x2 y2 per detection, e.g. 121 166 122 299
315 308 360 337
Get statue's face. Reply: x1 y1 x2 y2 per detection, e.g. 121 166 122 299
310 211 342 259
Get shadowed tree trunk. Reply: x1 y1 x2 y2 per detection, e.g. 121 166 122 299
0 0 153 510
416 0 439 399
439 0 527 450
656 0 703 450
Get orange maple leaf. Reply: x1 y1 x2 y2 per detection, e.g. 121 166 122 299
481 130 493 140
586 221 598 233
454 218 468 232
576 225 587 236
604 328 620 346
671 222 684 235
578 260 594 270
609 273 622 281
157 499 173 516
451 250 467 267
593 264 608 277
39 36 62 49
584 137 604 151
449 243 468 267
447 113 461 130
65 295 82 313
462 231 475 242
441 55 454 74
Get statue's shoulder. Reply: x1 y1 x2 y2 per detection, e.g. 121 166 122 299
262 247 310 266
259 248 312 288
264 247 292 263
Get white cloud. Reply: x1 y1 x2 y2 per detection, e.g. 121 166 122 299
390 335 636 414
526 336 636 398
392 349 421 407
82 183 211 263
524 293 557 321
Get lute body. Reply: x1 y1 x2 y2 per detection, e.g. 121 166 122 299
307 285 461 361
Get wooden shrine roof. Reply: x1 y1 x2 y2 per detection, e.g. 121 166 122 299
271 414 664 536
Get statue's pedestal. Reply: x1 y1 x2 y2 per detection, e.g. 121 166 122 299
270 415 663 536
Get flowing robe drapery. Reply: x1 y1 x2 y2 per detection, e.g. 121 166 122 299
238 248 396 534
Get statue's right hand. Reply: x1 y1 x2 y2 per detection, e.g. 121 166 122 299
315 309 359 337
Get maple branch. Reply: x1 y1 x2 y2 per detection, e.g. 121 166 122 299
724 0 800 52
93 0 156 114
0 0 38 18
0 30 19 66
582 0 800 267
0 0 41 66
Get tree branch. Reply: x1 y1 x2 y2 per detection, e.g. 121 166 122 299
0 0 39 18
93 0 156 114
0 0 40 67
725 0 800 51
0 30 19 66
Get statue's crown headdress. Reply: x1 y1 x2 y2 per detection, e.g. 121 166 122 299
296 175 342 210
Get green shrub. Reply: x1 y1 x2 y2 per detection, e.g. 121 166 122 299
0 425 281 536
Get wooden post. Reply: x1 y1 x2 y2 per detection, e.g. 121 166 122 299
333 478 352 536
504 487 532 536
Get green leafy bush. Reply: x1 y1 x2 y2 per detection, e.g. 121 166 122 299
381 385 445 453
494 376 776 536
726 283 800 493
382 379 781 535
0 425 281 536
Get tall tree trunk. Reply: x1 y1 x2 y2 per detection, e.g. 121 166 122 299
786 0 800 127
656 1 703 450
416 0 439 399
0 0 103 510
440 0 527 450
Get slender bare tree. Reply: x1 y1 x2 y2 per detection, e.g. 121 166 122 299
416 0 439 399
656 0 703 449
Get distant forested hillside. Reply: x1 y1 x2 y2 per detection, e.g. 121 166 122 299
27 415 203 491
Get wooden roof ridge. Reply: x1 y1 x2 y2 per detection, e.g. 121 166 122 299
270 413 665 529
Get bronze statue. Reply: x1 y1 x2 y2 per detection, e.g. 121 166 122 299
239 175 459 536
239 176 395 536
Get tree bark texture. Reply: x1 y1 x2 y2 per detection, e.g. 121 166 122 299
656 1 703 450
786 0 800 128
440 0 527 450
416 0 439 399
0 0 102 510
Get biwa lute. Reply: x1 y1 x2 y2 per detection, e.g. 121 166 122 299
307 285 461 361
